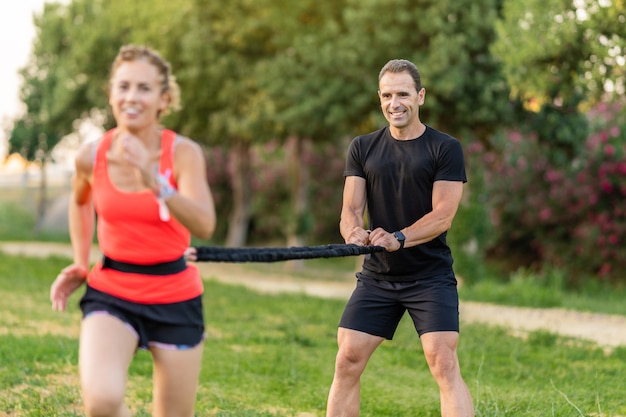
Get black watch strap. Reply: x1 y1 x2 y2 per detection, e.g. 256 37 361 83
393 230 405 249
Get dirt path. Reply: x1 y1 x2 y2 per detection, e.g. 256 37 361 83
2 241 626 350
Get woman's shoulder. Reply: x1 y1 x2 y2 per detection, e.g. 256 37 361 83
75 131 109 172
166 131 204 167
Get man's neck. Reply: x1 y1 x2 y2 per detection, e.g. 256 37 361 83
389 122 426 140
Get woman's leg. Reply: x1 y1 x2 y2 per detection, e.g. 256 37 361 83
150 342 205 417
79 313 138 417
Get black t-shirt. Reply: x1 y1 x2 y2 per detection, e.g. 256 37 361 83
344 125 467 281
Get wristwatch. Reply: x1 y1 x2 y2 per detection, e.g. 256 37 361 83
393 230 406 249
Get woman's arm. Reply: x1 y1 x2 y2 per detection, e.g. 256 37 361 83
164 138 216 240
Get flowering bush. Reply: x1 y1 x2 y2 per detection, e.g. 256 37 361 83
476 102 626 285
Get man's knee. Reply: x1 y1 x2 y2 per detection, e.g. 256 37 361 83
334 346 368 378
428 353 459 378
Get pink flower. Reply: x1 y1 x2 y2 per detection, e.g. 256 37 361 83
509 131 522 143
601 181 613 193
545 170 561 182
604 144 615 157
610 126 620 138
600 131 609 143
467 142 483 153
539 208 552 221
608 234 619 245
598 263 612 277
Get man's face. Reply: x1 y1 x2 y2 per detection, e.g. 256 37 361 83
378 71 425 130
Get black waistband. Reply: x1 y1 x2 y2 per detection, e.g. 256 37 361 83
101 255 187 276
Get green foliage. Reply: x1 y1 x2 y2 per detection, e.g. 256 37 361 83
524 97 590 164
448 158 494 284
493 0 626 106
313 0 515 143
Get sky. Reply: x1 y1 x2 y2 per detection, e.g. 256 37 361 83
0 0 63 159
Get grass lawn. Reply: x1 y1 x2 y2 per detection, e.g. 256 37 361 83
1 252 626 416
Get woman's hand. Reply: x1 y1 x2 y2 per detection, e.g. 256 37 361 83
118 132 161 192
50 264 88 312
184 247 198 262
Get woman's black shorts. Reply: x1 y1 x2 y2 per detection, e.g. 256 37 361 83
338 273 459 340
80 285 205 350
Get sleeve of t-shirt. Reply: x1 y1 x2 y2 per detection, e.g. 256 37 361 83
343 136 366 178
435 138 467 183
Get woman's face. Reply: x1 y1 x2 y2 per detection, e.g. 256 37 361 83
108 60 168 131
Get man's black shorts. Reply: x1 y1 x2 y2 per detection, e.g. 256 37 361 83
338 273 459 340
80 286 205 350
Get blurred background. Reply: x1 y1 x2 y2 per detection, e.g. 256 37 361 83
1 0 624 290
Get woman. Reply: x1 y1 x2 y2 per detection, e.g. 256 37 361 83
50 44 216 417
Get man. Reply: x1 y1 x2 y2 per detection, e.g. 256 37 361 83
325 59 474 417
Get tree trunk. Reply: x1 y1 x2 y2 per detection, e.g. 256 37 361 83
225 141 252 248
285 137 311 271
33 159 48 237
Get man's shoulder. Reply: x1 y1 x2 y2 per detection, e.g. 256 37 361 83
424 125 459 143
352 126 388 145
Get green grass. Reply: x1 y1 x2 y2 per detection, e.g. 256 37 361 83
460 266 626 316
2 189 626 415
1 252 626 416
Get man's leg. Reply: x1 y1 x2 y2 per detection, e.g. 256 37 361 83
421 331 474 417
326 328 384 417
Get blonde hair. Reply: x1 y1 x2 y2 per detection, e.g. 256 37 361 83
109 44 181 117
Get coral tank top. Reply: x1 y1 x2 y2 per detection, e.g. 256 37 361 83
86 129 203 303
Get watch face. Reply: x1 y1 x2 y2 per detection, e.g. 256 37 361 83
394 231 405 241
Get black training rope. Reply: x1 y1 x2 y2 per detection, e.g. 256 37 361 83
193 244 385 263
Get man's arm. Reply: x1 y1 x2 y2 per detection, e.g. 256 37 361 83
368 180 464 251
402 180 464 247
339 176 371 246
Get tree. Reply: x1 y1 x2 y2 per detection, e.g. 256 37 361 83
324 0 516 144
165 0 295 247
252 0 356 252
493 0 625 108
8 2 79 234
